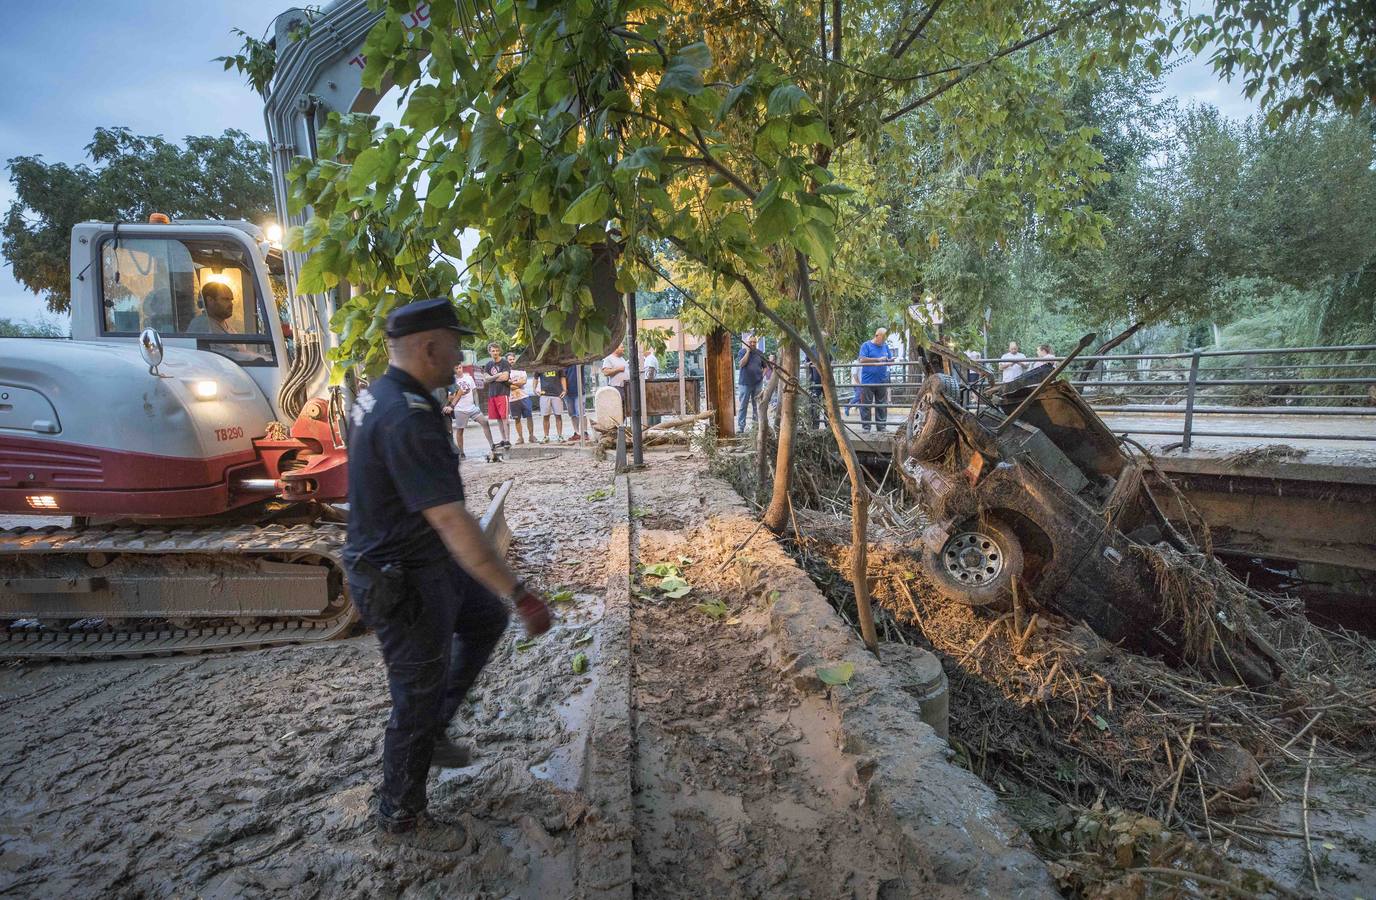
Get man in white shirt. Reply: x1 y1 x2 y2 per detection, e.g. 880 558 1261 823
641 347 659 381
999 341 1027 384
602 343 630 386
602 343 630 418
442 364 495 459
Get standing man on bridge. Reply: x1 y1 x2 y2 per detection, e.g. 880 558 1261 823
858 327 894 432
344 299 551 856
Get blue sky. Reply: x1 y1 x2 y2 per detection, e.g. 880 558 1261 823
0 2 1258 324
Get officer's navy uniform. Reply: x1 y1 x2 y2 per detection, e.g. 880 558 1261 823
343 300 509 827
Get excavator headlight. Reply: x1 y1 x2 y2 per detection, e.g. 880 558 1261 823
191 380 220 400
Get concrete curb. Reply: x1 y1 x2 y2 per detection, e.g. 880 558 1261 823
504 443 600 460
574 474 635 899
719 508 1060 896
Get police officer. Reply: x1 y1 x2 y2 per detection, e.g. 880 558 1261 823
343 298 552 856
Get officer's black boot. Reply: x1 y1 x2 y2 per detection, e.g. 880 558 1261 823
431 736 471 769
375 810 470 857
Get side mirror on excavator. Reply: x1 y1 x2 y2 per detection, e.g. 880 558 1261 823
139 327 165 376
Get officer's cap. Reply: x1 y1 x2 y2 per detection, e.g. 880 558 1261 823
385 298 477 339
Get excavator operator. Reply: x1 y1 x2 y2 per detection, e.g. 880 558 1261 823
341 297 552 858
188 281 236 334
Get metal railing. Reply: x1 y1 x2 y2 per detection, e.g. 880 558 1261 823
824 345 1376 450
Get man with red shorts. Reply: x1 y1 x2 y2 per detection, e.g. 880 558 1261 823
480 342 512 448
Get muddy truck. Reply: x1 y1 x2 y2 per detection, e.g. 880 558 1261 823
894 337 1280 685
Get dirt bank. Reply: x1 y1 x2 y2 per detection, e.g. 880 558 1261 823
625 455 1056 898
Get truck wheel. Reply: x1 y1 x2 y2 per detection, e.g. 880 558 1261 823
900 376 957 462
924 518 1024 609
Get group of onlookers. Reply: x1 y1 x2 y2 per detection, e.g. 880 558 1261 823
994 340 1056 383
442 344 593 458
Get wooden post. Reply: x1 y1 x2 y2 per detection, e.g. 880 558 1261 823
706 327 735 437
676 316 687 417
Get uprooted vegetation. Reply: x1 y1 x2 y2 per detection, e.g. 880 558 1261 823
714 426 1376 896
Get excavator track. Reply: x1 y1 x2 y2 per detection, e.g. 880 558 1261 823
0 522 355 659
0 480 515 660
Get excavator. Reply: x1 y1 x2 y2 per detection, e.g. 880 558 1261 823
0 1 616 658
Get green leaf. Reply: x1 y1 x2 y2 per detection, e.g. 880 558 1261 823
640 562 679 578
817 182 855 196
468 113 504 171
660 575 692 598
550 589 576 604
718 80 754 121
674 42 712 71
766 84 812 118
516 637 538 652
586 485 614 501
402 84 446 130
816 662 855 686
562 183 611 224
296 245 339 293
658 64 703 99
572 651 589 674
424 176 456 222
753 196 799 245
792 219 836 267
616 145 663 178
346 147 385 195
1093 715 1110 731
696 598 729 619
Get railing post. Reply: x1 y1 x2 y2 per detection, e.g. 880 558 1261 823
1182 349 1202 451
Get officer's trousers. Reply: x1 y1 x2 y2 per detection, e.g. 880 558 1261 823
348 558 510 823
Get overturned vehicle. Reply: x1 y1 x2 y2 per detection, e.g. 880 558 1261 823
894 338 1280 685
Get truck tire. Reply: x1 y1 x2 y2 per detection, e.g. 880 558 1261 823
899 376 957 462
924 517 1024 609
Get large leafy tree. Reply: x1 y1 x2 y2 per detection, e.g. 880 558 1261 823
282 0 1164 649
2 128 275 314
258 0 1372 649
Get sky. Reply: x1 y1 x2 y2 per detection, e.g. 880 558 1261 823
0 2 1259 326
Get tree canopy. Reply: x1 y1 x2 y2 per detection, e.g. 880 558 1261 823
2 127 275 314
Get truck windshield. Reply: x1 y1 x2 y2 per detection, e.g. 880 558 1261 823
100 236 275 365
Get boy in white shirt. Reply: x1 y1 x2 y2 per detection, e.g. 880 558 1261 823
443 364 495 459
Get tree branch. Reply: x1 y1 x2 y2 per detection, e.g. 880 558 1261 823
658 236 813 354
879 1 1109 125
889 0 945 60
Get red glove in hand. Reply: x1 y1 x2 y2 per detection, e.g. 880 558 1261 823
515 591 552 637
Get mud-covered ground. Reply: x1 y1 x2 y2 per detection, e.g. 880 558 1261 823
0 449 933 898
626 460 909 897
0 454 616 898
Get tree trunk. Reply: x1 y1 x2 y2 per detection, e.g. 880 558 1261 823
754 368 779 506
763 341 799 533
705 327 736 437
794 254 879 655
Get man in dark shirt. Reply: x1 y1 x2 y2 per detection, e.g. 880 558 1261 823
564 363 591 442
536 367 568 441
480 342 512 448
807 358 825 429
344 299 551 857
735 333 766 432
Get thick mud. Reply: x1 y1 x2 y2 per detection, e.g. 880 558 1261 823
0 455 617 898
0 449 1015 898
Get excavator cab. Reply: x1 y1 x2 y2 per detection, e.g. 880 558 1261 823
75 221 292 399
